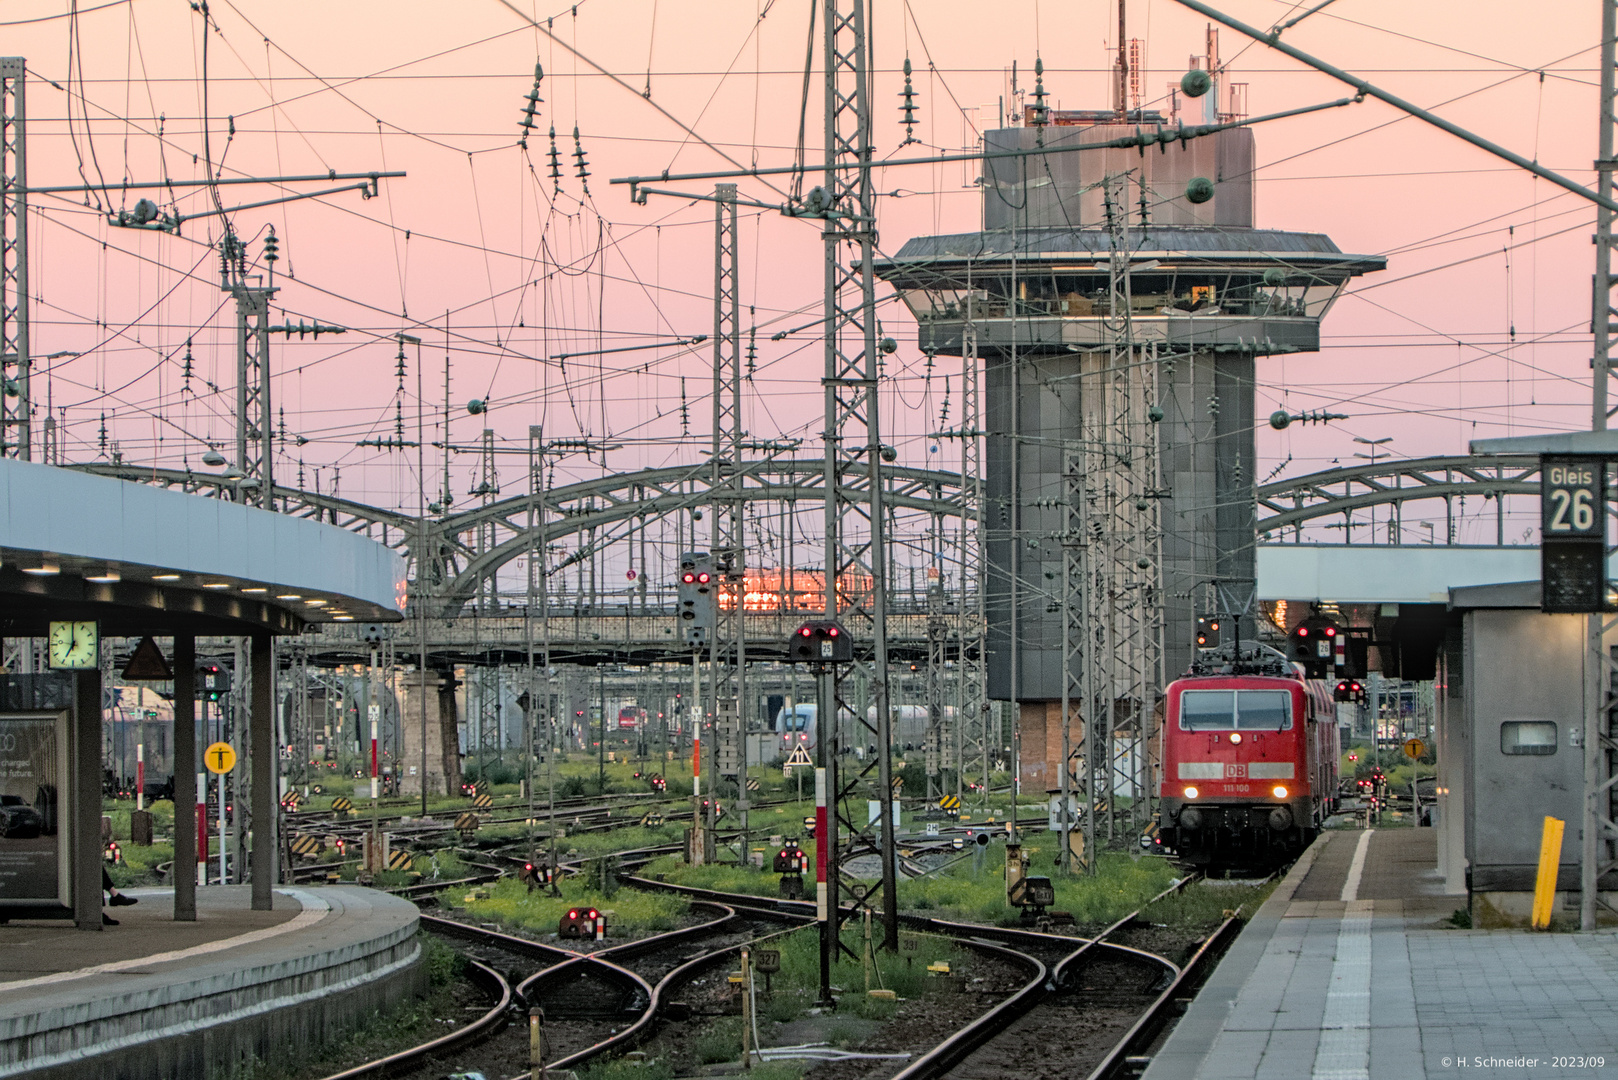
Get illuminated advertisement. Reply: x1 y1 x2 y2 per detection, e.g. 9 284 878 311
0 712 69 906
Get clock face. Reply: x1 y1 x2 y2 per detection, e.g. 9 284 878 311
47 621 99 669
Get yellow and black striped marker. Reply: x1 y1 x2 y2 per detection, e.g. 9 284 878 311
455 812 480 832
939 795 961 813
639 811 665 827
472 793 494 810
289 834 321 859
387 849 414 871
745 778 761 792
331 796 354 813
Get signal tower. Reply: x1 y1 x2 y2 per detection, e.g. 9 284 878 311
873 35 1383 867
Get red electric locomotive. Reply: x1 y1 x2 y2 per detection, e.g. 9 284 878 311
1158 646 1339 873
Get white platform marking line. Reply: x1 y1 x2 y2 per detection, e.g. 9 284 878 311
1340 828 1374 903
1310 898 1375 1080
0 888 330 992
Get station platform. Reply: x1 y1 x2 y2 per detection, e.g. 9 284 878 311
0 884 422 1080
1142 828 1618 1080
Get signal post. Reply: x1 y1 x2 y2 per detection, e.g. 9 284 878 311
788 620 851 1006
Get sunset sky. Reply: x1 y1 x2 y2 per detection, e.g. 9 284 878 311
3 0 1605 552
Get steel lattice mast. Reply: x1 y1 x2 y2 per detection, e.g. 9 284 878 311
957 320 991 803
0 57 27 461
709 183 749 835
1583 0 1618 933
820 0 898 951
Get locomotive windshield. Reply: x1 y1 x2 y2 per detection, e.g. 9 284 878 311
1178 689 1294 731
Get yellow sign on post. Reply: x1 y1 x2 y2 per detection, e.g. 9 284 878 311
1532 816 1566 930
1402 738 1426 760
204 742 237 774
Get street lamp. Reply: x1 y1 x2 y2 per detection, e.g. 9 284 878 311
1351 437 1393 541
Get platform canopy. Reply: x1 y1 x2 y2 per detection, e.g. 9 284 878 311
0 458 405 636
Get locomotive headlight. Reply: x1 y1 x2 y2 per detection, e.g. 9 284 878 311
1229 732 1242 744
1183 786 1199 799
1272 785 1288 799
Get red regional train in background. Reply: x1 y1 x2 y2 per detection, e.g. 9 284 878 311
1158 645 1339 873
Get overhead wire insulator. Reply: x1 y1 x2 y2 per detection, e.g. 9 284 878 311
898 56 920 147
547 126 564 191
745 316 757 380
571 126 591 196
1030 57 1050 147
262 227 279 266
518 62 544 147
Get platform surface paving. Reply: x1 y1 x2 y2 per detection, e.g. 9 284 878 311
0 884 420 1080
0 885 299 980
1142 828 1618 1080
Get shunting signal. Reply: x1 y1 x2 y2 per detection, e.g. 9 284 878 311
559 907 605 940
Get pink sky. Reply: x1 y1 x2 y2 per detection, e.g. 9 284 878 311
4 0 1605 551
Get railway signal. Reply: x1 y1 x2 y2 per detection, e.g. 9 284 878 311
1195 615 1221 649
197 662 230 702
677 550 718 645
1289 616 1341 678
1333 679 1366 704
787 620 853 665
559 907 605 940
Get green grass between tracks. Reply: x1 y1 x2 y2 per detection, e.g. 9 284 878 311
439 874 688 936
644 843 1180 928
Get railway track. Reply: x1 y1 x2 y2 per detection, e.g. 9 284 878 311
310 897 808 1080
615 869 1239 1080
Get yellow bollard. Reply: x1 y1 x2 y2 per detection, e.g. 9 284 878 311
1531 816 1565 930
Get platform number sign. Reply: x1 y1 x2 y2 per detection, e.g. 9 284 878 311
1541 456 1610 613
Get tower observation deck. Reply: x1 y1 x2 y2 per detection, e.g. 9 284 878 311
874 95 1383 817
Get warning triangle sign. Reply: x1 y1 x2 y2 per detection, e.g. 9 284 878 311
122 636 174 681
783 745 813 768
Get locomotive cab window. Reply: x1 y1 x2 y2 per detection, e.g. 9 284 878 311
1500 720 1557 756
1179 689 1294 731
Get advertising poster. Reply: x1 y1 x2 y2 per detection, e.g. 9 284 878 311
0 712 68 906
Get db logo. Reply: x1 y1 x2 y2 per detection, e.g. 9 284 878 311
1224 763 1247 779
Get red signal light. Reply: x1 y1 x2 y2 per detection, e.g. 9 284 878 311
1324 626 1337 638
697 572 711 584
682 572 695 583
799 627 812 636
1296 626 1308 637
567 909 579 919
827 627 839 637
586 908 599 919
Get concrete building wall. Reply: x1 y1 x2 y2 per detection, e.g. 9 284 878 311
982 125 1255 231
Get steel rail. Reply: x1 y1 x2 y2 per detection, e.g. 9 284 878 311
313 958 511 1080
506 900 810 1079
1085 914 1243 1080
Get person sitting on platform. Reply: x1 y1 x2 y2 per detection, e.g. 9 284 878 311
102 869 137 925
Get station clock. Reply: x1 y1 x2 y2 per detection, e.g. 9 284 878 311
47 620 99 669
